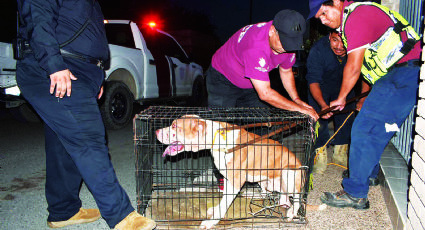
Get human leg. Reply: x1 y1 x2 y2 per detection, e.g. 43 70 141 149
17 58 135 228
307 92 330 173
343 66 418 198
322 66 419 208
44 124 84 222
206 66 239 107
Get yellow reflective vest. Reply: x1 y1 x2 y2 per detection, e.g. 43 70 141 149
340 2 420 84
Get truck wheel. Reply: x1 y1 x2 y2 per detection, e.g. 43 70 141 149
188 76 205 106
100 81 133 130
10 103 41 123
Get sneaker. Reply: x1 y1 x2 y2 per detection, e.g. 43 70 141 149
114 211 156 230
320 190 369 209
341 170 380 186
47 208 101 228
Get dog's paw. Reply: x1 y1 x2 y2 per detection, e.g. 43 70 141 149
200 219 219 229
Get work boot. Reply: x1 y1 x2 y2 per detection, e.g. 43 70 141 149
313 146 327 174
320 190 369 209
332 144 348 167
47 208 101 228
114 211 156 230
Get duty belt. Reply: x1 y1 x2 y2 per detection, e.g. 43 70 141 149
60 49 104 69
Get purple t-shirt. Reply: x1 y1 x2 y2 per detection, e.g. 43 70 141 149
211 21 296 89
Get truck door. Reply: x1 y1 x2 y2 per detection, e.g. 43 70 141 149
161 35 192 97
143 30 172 98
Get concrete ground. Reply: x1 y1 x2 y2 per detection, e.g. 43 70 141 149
0 111 392 230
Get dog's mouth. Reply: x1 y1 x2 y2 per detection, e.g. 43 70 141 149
162 141 184 157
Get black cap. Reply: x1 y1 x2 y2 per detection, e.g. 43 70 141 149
272 10 306 51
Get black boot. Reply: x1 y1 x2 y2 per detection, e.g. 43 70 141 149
320 190 369 209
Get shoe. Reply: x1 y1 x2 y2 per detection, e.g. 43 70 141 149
313 146 327 174
332 144 348 167
114 211 156 230
47 208 101 228
320 190 369 209
342 170 380 186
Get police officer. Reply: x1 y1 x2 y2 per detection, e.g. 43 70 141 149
15 0 156 229
308 0 421 209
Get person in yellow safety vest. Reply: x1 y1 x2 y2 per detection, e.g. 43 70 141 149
308 0 421 209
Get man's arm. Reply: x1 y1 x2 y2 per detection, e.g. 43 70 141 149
331 48 365 110
250 66 319 120
309 83 327 109
26 0 76 97
356 79 370 111
309 83 333 119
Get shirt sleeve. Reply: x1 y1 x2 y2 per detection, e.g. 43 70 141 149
242 48 270 81
306 44 324 85
344 5 392 53
28 0 67 75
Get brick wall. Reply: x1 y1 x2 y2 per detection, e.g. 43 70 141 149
405 29 425 230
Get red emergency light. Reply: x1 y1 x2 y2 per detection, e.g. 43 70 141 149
148 21 157 28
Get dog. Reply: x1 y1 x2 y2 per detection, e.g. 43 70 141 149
155 115 325 229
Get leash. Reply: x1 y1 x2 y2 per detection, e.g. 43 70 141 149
214 90 371 157
212 121 298 154
313 90 371 169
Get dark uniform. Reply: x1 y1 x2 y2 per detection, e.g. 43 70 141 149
16 0 133 228
306 36 355 148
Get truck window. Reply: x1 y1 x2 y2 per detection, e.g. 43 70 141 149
104 24 136 49
160 34 189 63
143 30 188 63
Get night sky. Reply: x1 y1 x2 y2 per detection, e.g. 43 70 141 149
1 0 311 43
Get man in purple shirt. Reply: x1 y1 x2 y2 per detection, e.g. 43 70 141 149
206 9 319 121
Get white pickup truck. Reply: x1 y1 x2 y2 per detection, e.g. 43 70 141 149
0 20 205 129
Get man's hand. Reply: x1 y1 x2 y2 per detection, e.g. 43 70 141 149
356 99 365 111
320 105 333 119
330 97 346 111
294 99 319 121
49 69 77 98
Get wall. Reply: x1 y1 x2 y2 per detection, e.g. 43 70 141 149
405 29 425 230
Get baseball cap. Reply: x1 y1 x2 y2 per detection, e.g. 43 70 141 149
308 0 328 19
272 10 306 51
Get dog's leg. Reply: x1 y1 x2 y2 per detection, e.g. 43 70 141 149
200 178 240 229
280 169 301 222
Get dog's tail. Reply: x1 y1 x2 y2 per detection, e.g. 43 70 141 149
306 204 327 211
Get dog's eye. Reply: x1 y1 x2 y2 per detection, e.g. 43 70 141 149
172 123 176 129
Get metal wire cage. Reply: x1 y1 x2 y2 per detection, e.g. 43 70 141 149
134 106 316 229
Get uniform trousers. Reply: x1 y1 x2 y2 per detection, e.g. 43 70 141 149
343 61 419 198
16 56 134 228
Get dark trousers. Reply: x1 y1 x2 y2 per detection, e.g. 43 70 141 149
308 86 356 148
16 56 133 228
343 63 419 198
206 66 269 108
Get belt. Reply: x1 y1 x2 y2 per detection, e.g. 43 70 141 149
393 59 421 68
60 49 104 69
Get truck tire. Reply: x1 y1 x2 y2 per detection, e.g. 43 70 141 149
100 81 133 130
188 76 205 106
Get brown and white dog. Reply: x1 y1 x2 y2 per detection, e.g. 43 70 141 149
155 115 325 229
